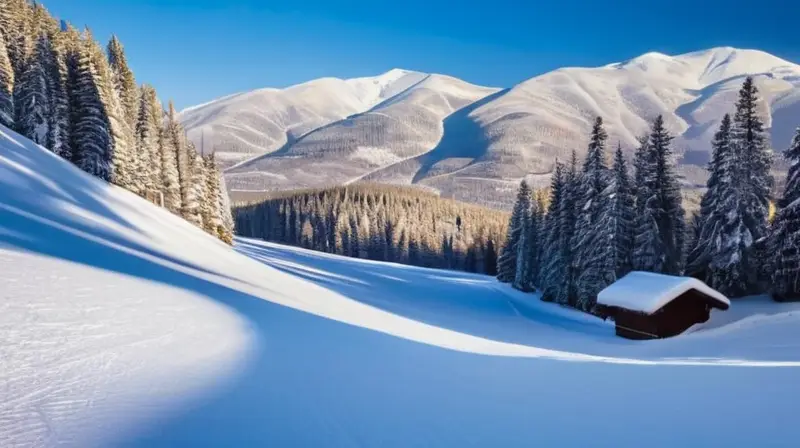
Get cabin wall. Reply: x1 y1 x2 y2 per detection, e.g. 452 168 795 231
655 291 711 338
615 311 659 340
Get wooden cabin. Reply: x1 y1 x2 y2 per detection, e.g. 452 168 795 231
597 272 730 340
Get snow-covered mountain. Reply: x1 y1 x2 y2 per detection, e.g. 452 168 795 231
3 125 800 446
183 47 800 208
179 69 432 168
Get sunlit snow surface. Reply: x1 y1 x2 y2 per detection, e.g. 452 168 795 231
1 126 800 447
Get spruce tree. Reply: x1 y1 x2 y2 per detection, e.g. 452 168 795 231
514 196 542 292
183 144 206 227
610 144 635 277
0 30 14 128
632 116 685 275
160 106 182 213
497 180 532 283
15 33 50 145
45 29 72 159
731 76 773 291
771 128 800 300
572 117 611 309
136 85 163 197
107 35 137 127
69 33 112 180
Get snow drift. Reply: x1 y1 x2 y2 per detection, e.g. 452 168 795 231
2 125 800 446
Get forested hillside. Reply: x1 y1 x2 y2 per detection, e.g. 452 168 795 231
497 76 800 311
233 184 509 274
0 0 234 242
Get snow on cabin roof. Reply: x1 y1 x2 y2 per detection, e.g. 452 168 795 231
597 271 730 314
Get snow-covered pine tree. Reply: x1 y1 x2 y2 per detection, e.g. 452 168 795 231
632 116 685 275
136 85 163 198
514 195 542 292
0 30 14 129
685 115 745 293
0 0 31 80
44 28 72 159
68 32 113 180
15 33 50 145
165 101 192 214
732 76 773 290
202 153 222 234
160 103 182 213
182 143 205 228
572 117 611 309
497 180 532 283
216 164 235 243
771 127 800 300
106 35 137 128
610 143 635 277
511 185 533 291
90 32 135 192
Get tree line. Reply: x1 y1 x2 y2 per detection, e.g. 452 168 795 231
499 77 800 310
0 0 234 242
233 184 509 274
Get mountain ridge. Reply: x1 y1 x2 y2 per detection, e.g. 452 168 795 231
181 47 800 208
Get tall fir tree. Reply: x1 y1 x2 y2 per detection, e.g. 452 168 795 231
610 143 635 277
68 32 112 180
731 76 773 291
183 144 206 228
160 103 182 213
106 35 137 128
771 127 800 300
45 28 72 159
15 33 50 144
497 180 532 283
136 84 163 196
0 30 14 128
572 117 611 309
514 195 542 292
632 116 685 275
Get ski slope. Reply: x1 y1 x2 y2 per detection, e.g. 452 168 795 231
2 126 800 447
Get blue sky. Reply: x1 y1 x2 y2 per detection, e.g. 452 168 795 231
43 0 798 109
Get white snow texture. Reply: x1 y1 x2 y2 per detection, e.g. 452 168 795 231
1 125 800 446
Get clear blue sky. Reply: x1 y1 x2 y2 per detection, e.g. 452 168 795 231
43 0 798 109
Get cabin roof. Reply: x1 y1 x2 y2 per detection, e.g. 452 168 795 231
597 271 730 314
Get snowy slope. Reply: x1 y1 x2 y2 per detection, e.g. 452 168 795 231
223 74 500 192
189 47 800 208
179 69 428 168
2 126 800 446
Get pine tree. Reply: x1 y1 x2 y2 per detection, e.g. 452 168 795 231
771 128 800 300
610 144 635 277
15 33 50 144
136 85 163 197
202 153 223 234
0 30 14 128
45 28 72 159
514 196 542 292
0 0 31 80
106 35 137 128
164 101 192 213
572 117 611 309
731 76 773 291
632 116 685 275
180 143 205 227
68 32 112 180
497 180 532 283
160 105 182 213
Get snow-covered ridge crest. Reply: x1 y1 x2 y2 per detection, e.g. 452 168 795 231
183 47 800 209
